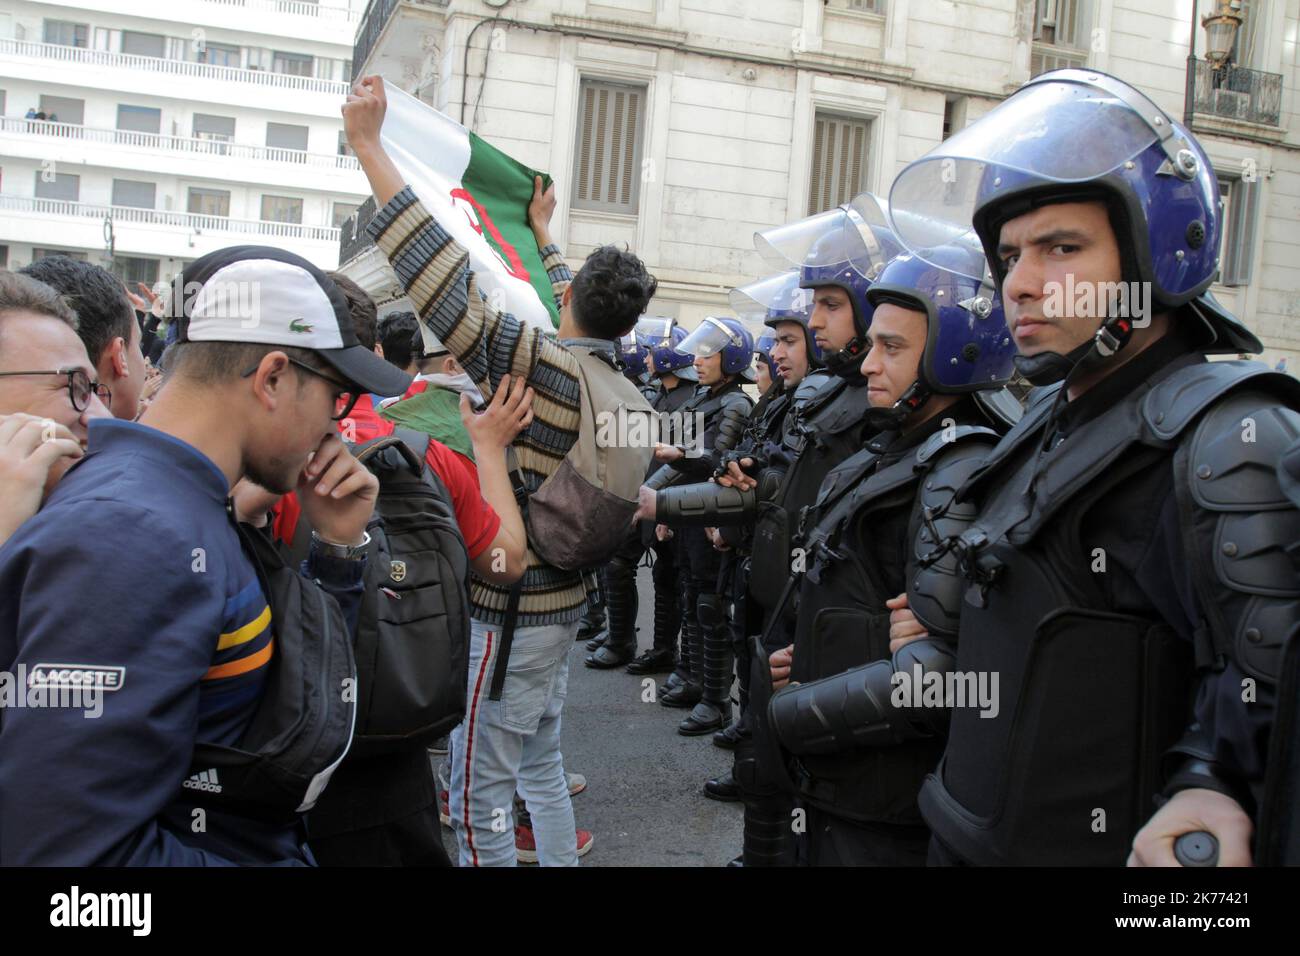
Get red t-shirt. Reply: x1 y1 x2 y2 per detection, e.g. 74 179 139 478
273 417 499 561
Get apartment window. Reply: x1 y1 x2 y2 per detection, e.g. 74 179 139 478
572 80 646 215
942 96 968 141
831 0 885 12
1032 0 1091 74
33 248 88 261
266 122 309 154
38 95 84 125
112 179 157 209
43 20 89 48
188 187 231 218
272 51 314 77
121 31 166 58
332 202 360 229
34 171 79 202
1216 176 1259 287
112 256 160 286
261 195 303 224
117 105 162 135
807 113 871 215
200 42 241 68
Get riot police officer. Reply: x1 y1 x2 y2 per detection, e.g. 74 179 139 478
645 317 755 724
883 69 1300 866
587 320 697 669
622 320 699 676
763 243 1019 864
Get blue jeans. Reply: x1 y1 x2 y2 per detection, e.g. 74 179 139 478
448 619 577 866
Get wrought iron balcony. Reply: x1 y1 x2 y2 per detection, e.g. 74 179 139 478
352 0 448 82
339 195 378 264
1191 58 1282 127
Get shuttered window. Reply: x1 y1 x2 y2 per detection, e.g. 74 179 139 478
807 113 871 215
35 172 80 202
121 31 166 58
1216 176 1258 287
112 179 156 209
261 195 303 224
572 80 645 215
117 105 161 134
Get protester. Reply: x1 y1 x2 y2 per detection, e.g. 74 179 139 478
0 270 109 544
0 246 408 864
346 74 657 865
20 256 147 420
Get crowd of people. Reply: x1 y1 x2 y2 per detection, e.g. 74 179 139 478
0 66 1296 867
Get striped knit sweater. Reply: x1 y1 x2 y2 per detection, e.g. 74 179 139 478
368 186 587 627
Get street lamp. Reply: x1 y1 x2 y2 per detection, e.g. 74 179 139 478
1184 0 1246 125
1202 0 1244 66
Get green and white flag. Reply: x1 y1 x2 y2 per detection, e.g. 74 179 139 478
378 84 559 330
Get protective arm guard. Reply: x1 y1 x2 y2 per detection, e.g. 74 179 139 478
908 429 1000 637
655 481 756 528
767 638 957 756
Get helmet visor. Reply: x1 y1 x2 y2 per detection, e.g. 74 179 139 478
843 192 906 280
889 77 1160 256
755 207 863 272
728 272 812 322
635 316 675 346
677 317 743 360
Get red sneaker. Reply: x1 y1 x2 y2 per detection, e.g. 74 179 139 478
438 789 450 827
515 824 594 863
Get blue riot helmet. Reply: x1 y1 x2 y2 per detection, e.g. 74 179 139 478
676 316 755 379
617 329 649 378
635 316 698 381
728 271 823 369
888 68 1259 385
860 242 1017 429
754 328 779 384
755 196 902 379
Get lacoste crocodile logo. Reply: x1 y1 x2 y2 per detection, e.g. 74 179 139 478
289 318 313 333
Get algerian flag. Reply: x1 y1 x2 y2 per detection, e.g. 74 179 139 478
375 84 559 331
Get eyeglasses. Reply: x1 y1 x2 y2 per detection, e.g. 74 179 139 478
241 357 359 421
0 368 111 412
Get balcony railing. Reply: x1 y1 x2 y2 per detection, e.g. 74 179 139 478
1191 58 1282 127
0 195 341 242
339 195 377 263
1030 43 1087 77
203 0 360 22
353 0 448 81
0 38 350 96
0 117 362 170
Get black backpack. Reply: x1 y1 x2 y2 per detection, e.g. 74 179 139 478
290 428 471 759
184 517 358 824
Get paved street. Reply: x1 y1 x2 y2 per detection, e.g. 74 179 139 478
440 567 744 867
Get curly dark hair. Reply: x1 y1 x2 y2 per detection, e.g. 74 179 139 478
569 245 657 340
326 272 377 351
19 256 133 366
377 310 420 369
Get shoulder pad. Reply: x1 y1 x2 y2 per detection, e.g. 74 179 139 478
916 425 1000 466
1142 359 1300 441
795 372 832 403
1181 388 1300 684
721 389 754 412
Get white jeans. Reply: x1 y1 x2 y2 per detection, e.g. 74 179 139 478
448 619 577 866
